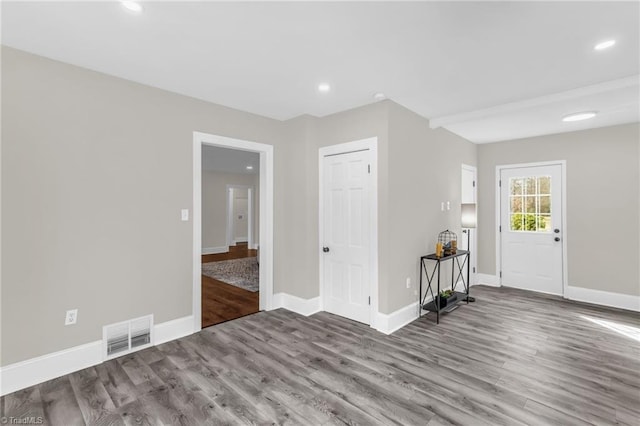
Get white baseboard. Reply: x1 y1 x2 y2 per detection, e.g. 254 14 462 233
0 340 102 397
0 315 194 396
272 293 321 316
233 238 248 244
566 286 640 312
250 243 259 250
476 273 501 287
202 246 229 255
375 302 420 335
155 315 195 345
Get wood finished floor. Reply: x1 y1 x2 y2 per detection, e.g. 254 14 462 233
2 285 639 425
202 243 259 328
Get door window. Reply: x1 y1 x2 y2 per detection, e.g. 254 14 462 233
509 176 551 232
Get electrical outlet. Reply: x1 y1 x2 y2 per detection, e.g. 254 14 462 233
406 277 411 289
181 209 189 221
413 290 418 296
65 309 78 325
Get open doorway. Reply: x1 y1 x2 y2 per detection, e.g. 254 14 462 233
193 132 274 333
200 145 259 328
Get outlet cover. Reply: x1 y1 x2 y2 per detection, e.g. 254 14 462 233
65 309 78 325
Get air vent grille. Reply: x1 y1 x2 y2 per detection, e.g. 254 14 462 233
103 315 153 359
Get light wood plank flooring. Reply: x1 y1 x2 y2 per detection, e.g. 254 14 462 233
202 243 259 328
2 285 639 425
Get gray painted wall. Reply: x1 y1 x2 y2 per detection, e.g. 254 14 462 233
477 123 640 296
1 47 287 365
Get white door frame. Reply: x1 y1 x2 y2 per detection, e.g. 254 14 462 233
495 160 568 296
318 137 379 328
226 184 254 248
461 163 477 286
193 131 274 332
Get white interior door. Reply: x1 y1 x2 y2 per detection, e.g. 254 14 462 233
500 164 564 295
322 149 371 324
461 165 477 284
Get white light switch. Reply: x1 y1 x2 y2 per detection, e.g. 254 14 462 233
441 202 445 211
181 209 189 221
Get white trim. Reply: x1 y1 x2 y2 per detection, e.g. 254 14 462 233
0 315 194 396
0 341 102 397
566 287 640 312
476 273 501 287
495 160 568 294
202 246 229 255
154 315 195 345
318 138 379 328
193 132 274 334
272 293 321 317
375 302 420 335
430 75 640 129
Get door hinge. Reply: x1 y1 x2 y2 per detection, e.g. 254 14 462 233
368 164 371 174
473 267 476 273
499 225 502 232
473 180 476 187
500 271 502 278
368 296 371 305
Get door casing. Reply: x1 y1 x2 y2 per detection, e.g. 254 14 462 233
193 131 274 333
495 160 568 296
319 137 379 328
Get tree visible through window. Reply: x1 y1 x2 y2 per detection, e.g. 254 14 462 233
509 176 551 232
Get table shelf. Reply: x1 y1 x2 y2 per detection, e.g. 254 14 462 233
419 250 471 324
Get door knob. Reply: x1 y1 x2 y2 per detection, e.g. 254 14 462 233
323 247 330 253
554 237 560 242
554 229 560 233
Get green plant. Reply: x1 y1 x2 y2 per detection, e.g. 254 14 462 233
440 289 453 298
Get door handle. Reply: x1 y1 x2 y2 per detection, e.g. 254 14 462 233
323 247 330 253
554 237 560 242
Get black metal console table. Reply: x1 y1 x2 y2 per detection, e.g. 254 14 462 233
419 250 470 324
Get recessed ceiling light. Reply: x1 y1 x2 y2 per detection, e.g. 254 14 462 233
594 39 616 51
121 1 143 13
562 111 597 122
373 93 386 101
317 83 331 93
246 165 253 170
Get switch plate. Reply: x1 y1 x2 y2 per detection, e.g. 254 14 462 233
65 309 78 325
406 277 411 289
181 209 189 221
441 202 445 211
446 201 451 210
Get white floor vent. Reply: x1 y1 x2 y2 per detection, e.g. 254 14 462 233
103 314 154 360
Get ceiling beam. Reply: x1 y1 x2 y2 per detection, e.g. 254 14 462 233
429 75 640 129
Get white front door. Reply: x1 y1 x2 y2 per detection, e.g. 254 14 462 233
500 164 564 295
461 165 477 284
322 149 371 324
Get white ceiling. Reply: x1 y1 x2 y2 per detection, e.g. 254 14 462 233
2 1 638 143
202 145 259 174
